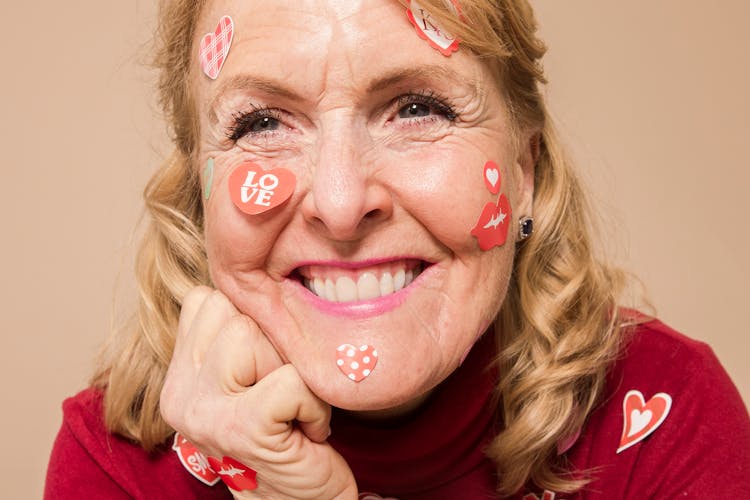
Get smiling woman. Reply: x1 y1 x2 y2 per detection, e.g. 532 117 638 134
44 0 750 499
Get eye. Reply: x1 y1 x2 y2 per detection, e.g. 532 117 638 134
227 106 284 142
399 102 432 118
393 92 457 123
249 116 280 132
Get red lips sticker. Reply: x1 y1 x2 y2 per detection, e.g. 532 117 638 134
199 16 234 80
617 390 672 453
336 344 378 382
471 194 512 251
229 162 296 215
207 456 258 492
172 433 220 486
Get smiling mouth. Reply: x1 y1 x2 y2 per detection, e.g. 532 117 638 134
293 259 426 303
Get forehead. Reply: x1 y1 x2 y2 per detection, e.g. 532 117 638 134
195 0 491 104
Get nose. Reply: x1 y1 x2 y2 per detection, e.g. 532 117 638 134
301 123 393 241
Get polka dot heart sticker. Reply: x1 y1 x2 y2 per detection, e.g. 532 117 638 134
336 344 378 382
229 162 296 215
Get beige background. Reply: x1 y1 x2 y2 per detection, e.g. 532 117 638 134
1 1 747 497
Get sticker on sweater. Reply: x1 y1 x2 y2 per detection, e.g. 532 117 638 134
522 491 558 500
483 160 501 194
405 0 460 56
207 456 258 491
199 16 234 79
172 433 220 486
336 344 378 382
617 389 672 453
471 194 511 250
229 162 296 215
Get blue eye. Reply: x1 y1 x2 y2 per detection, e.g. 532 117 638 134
227 107 283 141
395 92 457 122
399 102 432 118
250 116 280 132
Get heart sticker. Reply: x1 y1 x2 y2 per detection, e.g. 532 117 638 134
483 160 500 194
471 194 512 251
203 158 215 200
616 389 672 454
406 0 460 56
199 16 234 80
207 456 258 492
336 344 378 382
229 162 296 215
172 433 220 486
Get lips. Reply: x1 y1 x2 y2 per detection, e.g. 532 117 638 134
293 259 425 303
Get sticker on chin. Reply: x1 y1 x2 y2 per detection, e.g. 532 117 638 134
471 194 512 251
336 344 378 382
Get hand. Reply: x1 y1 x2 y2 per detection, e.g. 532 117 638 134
160 286 358 499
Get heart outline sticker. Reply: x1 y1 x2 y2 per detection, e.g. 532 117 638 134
336 344 378 382
616 389 672 454
199 15 234 80
229 162 296 215
483 160 500 194
405 0 460 56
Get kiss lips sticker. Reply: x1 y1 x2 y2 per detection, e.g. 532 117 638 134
229 162 296 215
406 0 460 56
617 390 673 454
207 456 258 491
336 344 378 382
471 194 512 251
199 16 234 80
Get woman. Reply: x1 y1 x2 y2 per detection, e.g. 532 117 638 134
45 0 750 498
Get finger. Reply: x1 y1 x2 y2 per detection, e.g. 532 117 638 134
181 289 239 370
197 314 284 394
250 364 332 444
172 286 213 359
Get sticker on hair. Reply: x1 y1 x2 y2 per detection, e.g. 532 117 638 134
336 344 378 382
206 456 258 491
483 160 500 194
229 162 296 215
471 194 511 251
406 0 461 56
616 390 672 454
199 15 234 80
203 158 215 200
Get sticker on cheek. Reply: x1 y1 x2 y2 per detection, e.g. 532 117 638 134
203 158 215 200
229 162 296 215
199 16 234 80
336 344 378 382
406 0 460 56
471 194 512 251
483 161 501 195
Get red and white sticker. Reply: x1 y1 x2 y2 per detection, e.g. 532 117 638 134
199 15 234 80
172 433 220 486
617 389 672 454
471 194 512 251
522 491 558 500
336 344 378 382
483 160 500 194
406 0 460 56
229 162 296 215
207 456 258 492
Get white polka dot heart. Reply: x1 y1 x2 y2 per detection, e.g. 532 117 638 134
336 344 379 382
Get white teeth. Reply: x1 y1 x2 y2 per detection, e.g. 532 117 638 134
304 265 423 302
379 272 394 296
393 269 405 291
335 276 358 302
357 272 380 300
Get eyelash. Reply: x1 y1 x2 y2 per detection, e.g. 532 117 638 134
225 91 458 142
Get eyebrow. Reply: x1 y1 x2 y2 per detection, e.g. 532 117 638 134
366 64 475 94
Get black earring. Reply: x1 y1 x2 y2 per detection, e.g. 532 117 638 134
518 216 534 240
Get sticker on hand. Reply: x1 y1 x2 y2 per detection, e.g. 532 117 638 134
199 15 234 80
229 162 296 215
207 456 258 492
406 0 460 56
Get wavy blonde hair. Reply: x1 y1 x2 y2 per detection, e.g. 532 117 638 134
93 0 628 495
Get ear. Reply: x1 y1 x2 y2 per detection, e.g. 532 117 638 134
514 131 539 218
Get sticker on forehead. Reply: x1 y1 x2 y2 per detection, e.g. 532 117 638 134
229 162 296 215
471 194 512 251
483 161 501 194
406 0 461 56
199 15 234 80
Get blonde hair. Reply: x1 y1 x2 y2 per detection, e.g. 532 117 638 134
93 0 628 495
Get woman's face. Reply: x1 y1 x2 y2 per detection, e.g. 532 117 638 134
195 0 534 412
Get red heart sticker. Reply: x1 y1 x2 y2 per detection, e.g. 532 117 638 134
405 0 460 56
199 16 234 80
336 344 378 382
172 433 220 486
471 194 512 251
483 161 500 194
617 389 672 454
207 456 258 492
229 162 296 215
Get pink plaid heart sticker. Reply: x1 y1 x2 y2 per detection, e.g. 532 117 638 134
199 16 234 80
